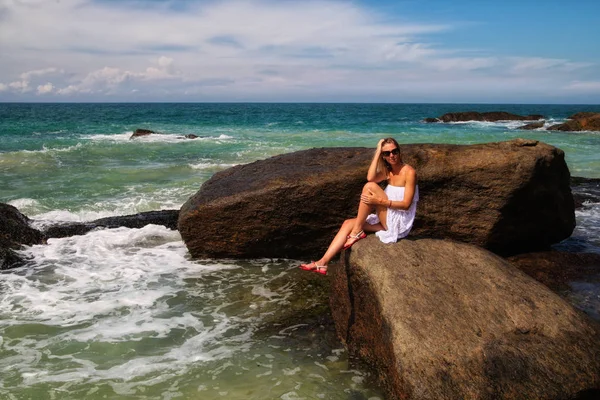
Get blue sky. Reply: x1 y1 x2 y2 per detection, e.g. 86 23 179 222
1 0 599 103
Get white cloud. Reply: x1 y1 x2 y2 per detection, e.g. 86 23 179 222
37 82 54 94
564 81 600 91
0 0 597 101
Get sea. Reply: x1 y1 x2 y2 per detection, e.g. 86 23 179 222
1 103 600 399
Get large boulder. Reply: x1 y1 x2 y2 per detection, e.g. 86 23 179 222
0 203 46 269
425 111 544 123
329 238 600 400
178 139 574 259
548 112 600 132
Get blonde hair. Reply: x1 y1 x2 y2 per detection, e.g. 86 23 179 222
376 137 402 175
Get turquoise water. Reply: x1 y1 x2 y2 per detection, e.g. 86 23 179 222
1 103 600 399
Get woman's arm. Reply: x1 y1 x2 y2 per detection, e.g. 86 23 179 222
367 139 387 182
389 167 417 210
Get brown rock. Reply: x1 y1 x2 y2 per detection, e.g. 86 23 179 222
548 112 600 132
330 238 600 400
130 128 155 139
178 139 574 259
1 203 46 269
428 111 544 123
517 121 545 130
508 251 600 293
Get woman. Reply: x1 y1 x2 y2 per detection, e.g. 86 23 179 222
300 138 419 275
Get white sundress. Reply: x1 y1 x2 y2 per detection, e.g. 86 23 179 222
366 185 419 243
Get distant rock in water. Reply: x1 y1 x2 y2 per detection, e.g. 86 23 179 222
0 203 46 269
130 129 201 140
517 121 545 130
548 112 600 132
130 128 155 139
424 111 544 123
329 238 600 400
43 210 179 238
178 139 575 259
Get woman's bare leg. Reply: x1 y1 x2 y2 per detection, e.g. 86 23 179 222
302 183 388 272
314 219 355 266
347 182 388 240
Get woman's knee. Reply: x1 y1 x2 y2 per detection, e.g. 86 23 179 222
362 181 380 193
342 218 355 228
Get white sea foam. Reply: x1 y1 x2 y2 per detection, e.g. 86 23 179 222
0 225 254 388
188 161 238 170
448 120 539 130
28 187 189 227
84 132 233 143
0 143 83 160
7 198 42 213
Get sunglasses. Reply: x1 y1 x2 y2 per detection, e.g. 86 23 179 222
381 148 400 157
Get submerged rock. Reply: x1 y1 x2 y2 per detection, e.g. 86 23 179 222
178 139 574 259
548 112 600 132
43 210 179 238
329 238 600 400
0 203 46 269
571 177 600 208
517 121 545 130
424 111 544 123
130 128 155 139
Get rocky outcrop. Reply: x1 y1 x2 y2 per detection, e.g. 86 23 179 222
424 111 544 123
130 129 201 140
517 121 545 130
130 128 155 139
508 251 600 293
43 210 179 238
178 139 574 259
0 203 46 269
548 112 600 132
329 238 600 400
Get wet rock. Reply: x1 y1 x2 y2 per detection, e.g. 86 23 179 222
0 203 46 269
184 134 199 139
130 128 155 139
517 121 545 130
571 177 600 208
43 210 179 238
508 251 600 293
329 237 600 400
548 112 600 132
425 111 544 123
178 139 574 259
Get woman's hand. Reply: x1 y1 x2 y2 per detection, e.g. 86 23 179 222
361 189 385 206
375 139 385 153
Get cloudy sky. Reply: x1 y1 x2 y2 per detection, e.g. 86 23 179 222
1 0 599 103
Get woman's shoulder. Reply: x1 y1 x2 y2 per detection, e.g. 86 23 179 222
402 163 416 175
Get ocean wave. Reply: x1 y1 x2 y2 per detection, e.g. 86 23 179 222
84 132 234 143
0 143 84 158
27 188 189 228
188 161 238 170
